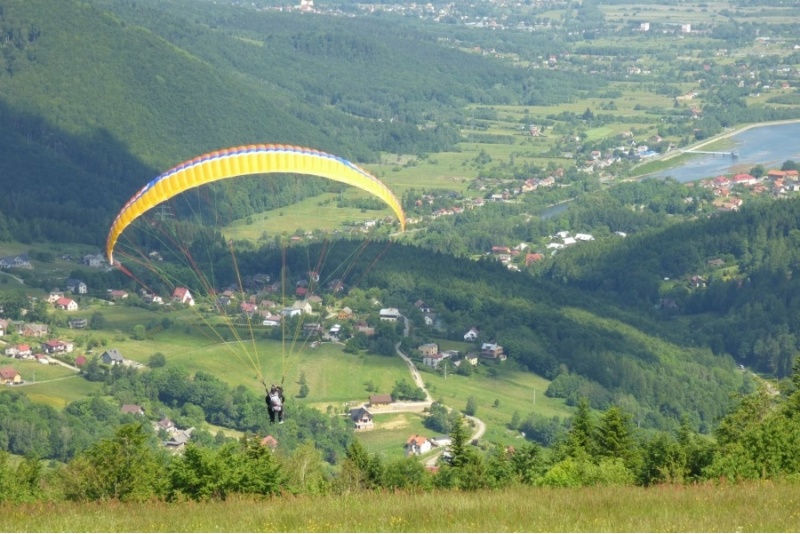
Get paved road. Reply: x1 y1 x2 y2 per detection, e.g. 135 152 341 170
389 314 486 467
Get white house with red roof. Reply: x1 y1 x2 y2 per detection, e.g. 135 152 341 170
731 173 757 186
172 287 195 306
109 290 129 300
5 344 32 359
54 298 78 311
405 434 432 456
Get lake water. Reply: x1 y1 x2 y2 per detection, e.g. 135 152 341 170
651 121 800 183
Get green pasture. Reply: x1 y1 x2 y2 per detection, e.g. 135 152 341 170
7 359 77 383
21 376 104 409
0 272 25 288
421 365 571 445
149 330 411 403
354 412 430 461
368 152 479 194
223 191 395 239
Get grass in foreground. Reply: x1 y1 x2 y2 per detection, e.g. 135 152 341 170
2 481 798 532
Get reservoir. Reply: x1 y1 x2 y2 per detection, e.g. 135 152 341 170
650 121 800 183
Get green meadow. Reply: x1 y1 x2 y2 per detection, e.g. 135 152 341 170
3 480 798 532
421 363 571 445
354 412 431 461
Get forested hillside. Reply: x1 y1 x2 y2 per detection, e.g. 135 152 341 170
545 197 800 378
0 0 596 246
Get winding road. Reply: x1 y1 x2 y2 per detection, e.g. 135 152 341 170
385 315 486 466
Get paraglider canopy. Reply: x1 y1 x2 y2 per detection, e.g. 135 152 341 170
106 144 406 264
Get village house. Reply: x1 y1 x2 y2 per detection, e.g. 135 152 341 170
355 322 375 336
291 300 313 315
121 404 145 416
109 290 129 300
0 253 31 269
172 287 195 306
454 354 479 368
262 315 282 327
68 318 88 329
405 435 432 456
83 254 105 268
0 367 22 385
767 169 786 181
54 297 78 311
379 308 401 322
156 418 176 434
42 340 74 354
481 342 507 361
369 394 393 407
5 344 32 359
164 428 194 451
418 343 438 358
240 302 257 317
731 173 757 186
260 435 278 449
338 306 353 320
65 278 87 294
463 327 480 341
281 307 302 318
21 323 48 338
349 407 375 431
142 293 163 305
525 253 544 266
414 300 432 314
302 323 323 336
423 352 448 369
48 291 64 304
0 319 6 337
101 349 124 366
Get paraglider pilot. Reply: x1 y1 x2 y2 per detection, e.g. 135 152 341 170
265 383 285 424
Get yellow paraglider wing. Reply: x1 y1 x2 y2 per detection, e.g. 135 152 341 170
106 144 406 263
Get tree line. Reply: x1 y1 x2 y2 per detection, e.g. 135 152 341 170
3 367 799 503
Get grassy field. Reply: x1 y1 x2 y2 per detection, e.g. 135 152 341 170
354 412 431 461
421 363 572 445
2 480 798 532
20 377 104 409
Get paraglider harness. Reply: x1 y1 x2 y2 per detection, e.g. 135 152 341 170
263 380 285 424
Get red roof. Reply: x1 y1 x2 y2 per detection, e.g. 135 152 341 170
406 434 428 446
55 297 74 306
173 287 190 298
0 367 19 380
